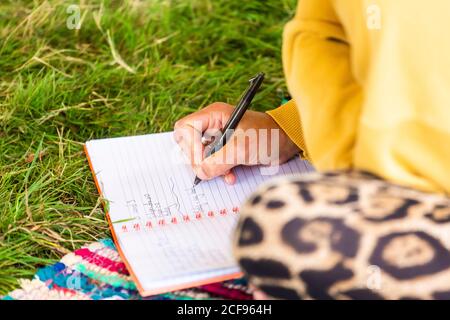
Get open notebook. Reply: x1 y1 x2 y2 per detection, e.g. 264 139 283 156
85 132 314 296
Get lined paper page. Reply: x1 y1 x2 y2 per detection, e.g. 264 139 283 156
86 132 314 294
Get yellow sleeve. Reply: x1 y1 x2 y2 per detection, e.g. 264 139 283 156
282 0 362 170
266 99 309 160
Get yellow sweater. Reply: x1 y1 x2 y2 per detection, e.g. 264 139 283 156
268 0 450 194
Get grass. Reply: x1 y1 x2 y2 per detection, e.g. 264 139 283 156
0 0 296 294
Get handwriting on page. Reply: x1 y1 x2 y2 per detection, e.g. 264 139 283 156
125 177 210 220
88 132 314 225
85 132 314 292
187 186 208 214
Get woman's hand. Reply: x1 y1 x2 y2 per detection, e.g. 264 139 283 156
174 102 299 184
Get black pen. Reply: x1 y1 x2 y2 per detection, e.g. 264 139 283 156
193 72 265 187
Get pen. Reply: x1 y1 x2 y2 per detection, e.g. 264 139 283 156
193 72 265 187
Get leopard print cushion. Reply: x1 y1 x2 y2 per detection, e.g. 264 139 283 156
232 171 450 300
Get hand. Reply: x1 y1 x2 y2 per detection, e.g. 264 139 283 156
174 102 299 184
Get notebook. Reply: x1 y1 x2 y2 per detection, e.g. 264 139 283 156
84 131 314 296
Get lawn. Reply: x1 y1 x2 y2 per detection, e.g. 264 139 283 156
0 0 296 294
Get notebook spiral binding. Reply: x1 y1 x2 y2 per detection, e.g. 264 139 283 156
119 206 240 233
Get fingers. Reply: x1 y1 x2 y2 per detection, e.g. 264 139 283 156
194 145 238 180
174 124 204 166
174 102 234 167
223 171 236 185
174 102 259 183
174 109 212 135
174 102 232 133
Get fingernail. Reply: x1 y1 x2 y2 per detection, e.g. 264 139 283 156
224 174 235 185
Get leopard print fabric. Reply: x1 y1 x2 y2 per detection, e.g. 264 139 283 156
232 171 450 300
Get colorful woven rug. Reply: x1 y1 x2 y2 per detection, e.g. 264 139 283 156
3 239 253 300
